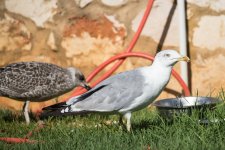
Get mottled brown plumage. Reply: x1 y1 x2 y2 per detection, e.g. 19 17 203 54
0 61 90 124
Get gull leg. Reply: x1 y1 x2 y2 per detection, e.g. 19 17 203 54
23 100 30 124
124 112 132 132
119 115 123 125
118 115 124 130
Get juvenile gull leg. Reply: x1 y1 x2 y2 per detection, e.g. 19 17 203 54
124 112 131 132
23 100 30 124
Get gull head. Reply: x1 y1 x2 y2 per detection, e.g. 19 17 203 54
153 50 190 67
67 67 91 90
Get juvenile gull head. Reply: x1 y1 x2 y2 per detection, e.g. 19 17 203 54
67 67 91 90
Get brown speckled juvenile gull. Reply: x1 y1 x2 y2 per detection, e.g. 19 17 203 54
0 62 90 124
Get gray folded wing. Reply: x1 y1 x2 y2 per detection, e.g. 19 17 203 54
68 68 145 112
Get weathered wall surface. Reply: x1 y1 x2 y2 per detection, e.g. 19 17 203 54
0 0 224 112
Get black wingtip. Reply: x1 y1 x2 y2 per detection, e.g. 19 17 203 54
42 101 67 111
40 102 67 119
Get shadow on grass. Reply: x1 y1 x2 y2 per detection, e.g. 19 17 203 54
132 117 170 131
132 120 156 130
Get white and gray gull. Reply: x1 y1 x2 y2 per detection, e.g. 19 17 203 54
41 50 190 131
0 62 91 124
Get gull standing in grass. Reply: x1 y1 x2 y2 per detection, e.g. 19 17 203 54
0 62 91 124
41 50 190 131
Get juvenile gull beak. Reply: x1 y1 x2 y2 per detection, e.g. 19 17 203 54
81 82 91 90
178 56 190 62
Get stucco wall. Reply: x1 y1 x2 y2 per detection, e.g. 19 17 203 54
0 0 224 112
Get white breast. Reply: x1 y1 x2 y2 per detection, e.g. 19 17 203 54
119 66 172 113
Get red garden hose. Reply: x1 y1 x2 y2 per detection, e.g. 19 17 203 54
89 0 154 84
66 0 156 99
0 121 45 144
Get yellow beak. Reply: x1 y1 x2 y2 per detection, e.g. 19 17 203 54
178 56 190 62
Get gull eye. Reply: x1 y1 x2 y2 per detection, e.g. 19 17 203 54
75 73 84 81
164 54 170 57
79 75 85 81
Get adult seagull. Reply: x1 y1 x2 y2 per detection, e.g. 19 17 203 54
41 50 190 131
0 62 91 124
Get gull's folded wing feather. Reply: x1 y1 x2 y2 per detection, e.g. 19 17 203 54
68 68 145 112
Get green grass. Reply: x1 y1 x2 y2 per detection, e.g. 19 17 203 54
0 91 225 150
